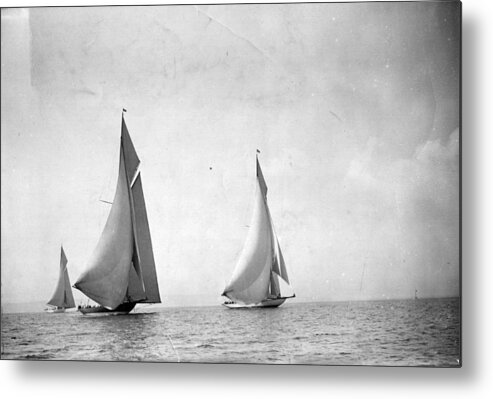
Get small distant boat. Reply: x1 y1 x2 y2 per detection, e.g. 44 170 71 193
73 113 161 316
222 154 295 309
415 289 419 300
46 246 76 313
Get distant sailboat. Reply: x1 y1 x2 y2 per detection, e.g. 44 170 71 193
46 246 75 313
222 154 295 309
73 113 161 315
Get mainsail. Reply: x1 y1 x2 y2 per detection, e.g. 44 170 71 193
47 246 76 309
74 116 161 310
223 156 292 304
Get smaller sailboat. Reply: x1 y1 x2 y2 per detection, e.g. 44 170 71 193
73 112 161 316
46 246 76 313
222 153 295 309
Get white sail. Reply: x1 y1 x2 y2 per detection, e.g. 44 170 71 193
74 149 134 310
267 207 290 285
223 180 273 304
47 246 75 308
276 241 289 284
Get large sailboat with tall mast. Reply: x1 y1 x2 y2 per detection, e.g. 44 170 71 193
46 246 76 313
222 153 295 309
73 111 161 315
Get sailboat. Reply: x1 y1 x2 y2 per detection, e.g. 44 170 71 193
222 154 295 309
46 246 76 313
73 112 161 315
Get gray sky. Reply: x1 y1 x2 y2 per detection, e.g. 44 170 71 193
1 2 460 306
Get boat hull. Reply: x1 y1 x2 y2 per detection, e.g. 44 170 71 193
45 308 66 313
78 302 137 316
222 296 293 309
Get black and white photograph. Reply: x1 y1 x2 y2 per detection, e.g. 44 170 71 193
1 1 460 368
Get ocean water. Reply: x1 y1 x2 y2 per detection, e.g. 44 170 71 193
1 298 460 366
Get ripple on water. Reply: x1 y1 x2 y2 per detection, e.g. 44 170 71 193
0 298 460 366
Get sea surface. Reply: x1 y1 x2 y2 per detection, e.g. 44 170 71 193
1 298 460 366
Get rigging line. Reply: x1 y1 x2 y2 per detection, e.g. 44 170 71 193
166 334 181 363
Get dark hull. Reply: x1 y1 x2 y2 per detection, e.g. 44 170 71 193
79 302 136 316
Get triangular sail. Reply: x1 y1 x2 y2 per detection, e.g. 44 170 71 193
223 180 273 304
126 258 147 302
267 210 283 297
269 271 281 297
74 149 134 310
122 117 140 184
47 246 75 308
131 173 161 303
256 157 268 198
276 240 290 284
267 205 290 285
62 263 76 308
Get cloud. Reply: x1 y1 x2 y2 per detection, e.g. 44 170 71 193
416 128 459 165
341 127 459 298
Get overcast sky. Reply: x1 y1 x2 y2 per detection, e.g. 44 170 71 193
1 2 460 306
